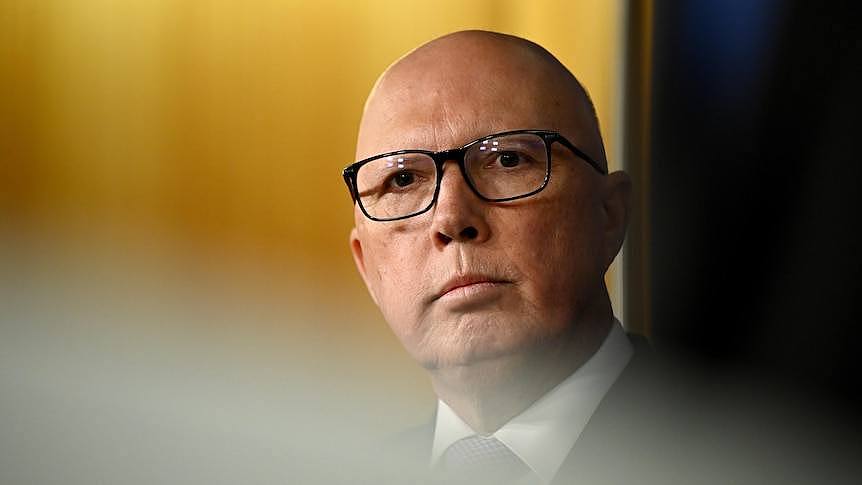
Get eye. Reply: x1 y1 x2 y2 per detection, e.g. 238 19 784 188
392 171 415 187
498 151 521 167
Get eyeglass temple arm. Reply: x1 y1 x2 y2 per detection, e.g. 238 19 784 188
551 135 608 175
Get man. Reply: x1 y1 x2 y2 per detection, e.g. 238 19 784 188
343 30 861 485
343 30 634 484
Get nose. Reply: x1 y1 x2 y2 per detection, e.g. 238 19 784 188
429 161 491 247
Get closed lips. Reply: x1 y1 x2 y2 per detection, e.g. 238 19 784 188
435 275 510 300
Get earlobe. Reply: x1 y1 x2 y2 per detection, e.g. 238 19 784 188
601 171 632 267
350 227 378 306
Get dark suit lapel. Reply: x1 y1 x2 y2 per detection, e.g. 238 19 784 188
551 335 659 484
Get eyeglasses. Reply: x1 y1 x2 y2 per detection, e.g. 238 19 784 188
342 129 606 222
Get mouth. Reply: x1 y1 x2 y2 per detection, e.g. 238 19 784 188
433 274 512 302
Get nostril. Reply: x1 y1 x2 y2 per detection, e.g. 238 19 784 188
460 226 478 239
436 232 453 245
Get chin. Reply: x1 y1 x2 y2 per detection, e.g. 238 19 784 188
413 328 539 370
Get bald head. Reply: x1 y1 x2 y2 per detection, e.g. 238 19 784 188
356 30 606 170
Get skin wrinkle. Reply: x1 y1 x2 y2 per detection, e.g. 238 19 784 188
349 30 630 434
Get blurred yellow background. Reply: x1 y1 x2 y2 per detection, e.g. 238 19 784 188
1 0 625 439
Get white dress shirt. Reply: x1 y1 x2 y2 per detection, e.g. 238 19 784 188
431 320 634 484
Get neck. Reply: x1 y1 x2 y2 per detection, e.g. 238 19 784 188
429 293 615 435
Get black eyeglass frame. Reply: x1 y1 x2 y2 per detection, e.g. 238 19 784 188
342 129 607 222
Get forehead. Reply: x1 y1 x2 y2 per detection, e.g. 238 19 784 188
356 52 576 160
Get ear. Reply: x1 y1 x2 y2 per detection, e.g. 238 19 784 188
600 171 632 269
350 227 379 306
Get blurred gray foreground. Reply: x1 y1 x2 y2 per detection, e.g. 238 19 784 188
0 227 429 484
2 227 861 484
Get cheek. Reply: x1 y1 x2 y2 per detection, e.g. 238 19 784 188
361 227 431 330
499 196 603 317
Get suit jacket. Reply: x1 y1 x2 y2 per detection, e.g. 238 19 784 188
373 335 862 484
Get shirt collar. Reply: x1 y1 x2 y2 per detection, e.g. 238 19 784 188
431 320 634 483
